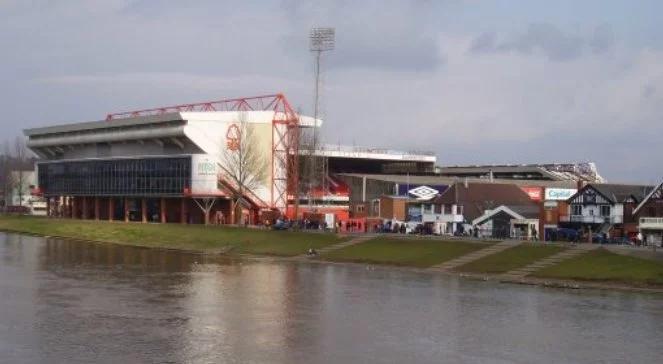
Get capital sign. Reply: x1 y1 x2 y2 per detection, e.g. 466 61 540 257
545 188 577 201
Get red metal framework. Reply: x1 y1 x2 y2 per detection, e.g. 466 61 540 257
105 93 300 214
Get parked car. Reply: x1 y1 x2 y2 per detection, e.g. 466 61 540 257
272 219 291 231
4 205 30 214
591 233 609 244
608 236 632 245
555 228 580 242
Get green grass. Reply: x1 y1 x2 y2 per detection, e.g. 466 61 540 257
321 237 491 268
534 248 663 286
0 215 344 256
457 244 566 274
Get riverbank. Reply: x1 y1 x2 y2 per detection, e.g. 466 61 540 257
1 215 662 292
0 215 345 256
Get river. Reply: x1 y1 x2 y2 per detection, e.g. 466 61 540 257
1 232 662 363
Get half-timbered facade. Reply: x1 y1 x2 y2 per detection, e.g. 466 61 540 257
633 181 663 245
562 183 653 238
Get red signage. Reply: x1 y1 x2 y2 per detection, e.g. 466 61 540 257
521 187 543 201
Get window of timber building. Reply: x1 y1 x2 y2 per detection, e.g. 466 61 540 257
600 205 611 217
571 204 582 215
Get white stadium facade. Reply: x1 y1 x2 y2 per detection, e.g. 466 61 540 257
24 94 437 224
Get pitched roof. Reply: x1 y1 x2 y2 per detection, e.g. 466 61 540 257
472 204 539 226
588 183 653 204
633 181 663 214
507 204 541 219
433 182 537 221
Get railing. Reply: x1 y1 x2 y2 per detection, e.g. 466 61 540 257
640 217 663 229
560 215 623 224
311 144 436 157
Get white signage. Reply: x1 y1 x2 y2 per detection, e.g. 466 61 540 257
408 185 439 200
191 154 220 195
544 188 577 201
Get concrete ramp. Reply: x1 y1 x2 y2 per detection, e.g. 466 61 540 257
429 240 520 271
500 245 598 279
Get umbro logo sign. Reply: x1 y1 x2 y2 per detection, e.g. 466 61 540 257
408 186 439 200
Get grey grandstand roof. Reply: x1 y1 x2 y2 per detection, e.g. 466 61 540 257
337 173 578 188
436 162 605 183
24 112 184 137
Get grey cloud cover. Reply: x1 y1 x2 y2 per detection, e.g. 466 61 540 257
1 0 662 183
470 23 615 61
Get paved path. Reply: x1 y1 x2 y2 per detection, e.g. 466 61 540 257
429 240 521 272
295 234 377 259
499 244 598 280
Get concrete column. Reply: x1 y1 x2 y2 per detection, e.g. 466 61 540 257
46 198 51 218
71 197 76 219
108 198 114 222
124 198 129 222
141 198 147 223
94 197 100 220
160 198 166 224
180 198 187 224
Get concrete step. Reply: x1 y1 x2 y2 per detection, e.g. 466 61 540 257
307 235 377 256
499 246 598 279
430 241 520 271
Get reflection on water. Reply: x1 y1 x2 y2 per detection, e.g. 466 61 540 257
1 232 662 363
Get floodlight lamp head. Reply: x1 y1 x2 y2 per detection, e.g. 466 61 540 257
310 27 335 51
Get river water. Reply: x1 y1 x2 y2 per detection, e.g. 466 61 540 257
1 232 662 363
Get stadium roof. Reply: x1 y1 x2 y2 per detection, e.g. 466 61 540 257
337 173 578 188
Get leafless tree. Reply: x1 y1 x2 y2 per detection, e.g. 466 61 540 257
298 121 326 213
218 112 268 224
193 197 216 226
0 141 16 210
13 137 29 207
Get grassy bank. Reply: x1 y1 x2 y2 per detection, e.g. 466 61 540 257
321 237 491 268
533 248 663 286
0 215 344 256
457 244 566 274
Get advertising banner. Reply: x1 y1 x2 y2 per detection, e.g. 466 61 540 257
397 184 448 200
191 154 221 195
521 187 543 201
544 188 577 201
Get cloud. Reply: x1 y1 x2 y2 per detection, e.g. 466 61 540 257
470 23 615 61
2 1 663 183
283 0 445 71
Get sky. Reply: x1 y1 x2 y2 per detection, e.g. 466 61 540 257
1 0 662 183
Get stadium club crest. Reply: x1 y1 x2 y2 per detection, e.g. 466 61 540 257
226 124 241 151
408 185 439 200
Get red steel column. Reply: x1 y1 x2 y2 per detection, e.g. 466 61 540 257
180 198 187 224
82 197 88 220
94 197 100 220
108 198 114 222
160 198 166 223
141 198 147 223
124 198 129 222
